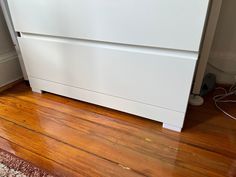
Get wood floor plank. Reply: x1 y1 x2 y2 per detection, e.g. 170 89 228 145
0 96 210 177
0 118 146 177
0 82 235 177
0 137 79 177
6 88 236 158
0 95 234 173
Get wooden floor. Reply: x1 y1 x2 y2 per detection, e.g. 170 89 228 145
0 82 235 177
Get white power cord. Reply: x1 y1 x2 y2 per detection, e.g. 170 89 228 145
213 83 236 121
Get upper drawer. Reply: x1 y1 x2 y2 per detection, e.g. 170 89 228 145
7 0 209 51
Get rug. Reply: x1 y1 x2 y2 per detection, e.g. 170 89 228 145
0 149 54 177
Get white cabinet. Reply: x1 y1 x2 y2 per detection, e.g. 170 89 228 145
7 0 209 131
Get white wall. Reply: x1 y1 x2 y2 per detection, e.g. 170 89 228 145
0 2 12 54
0 6 22 87
207 0 236 84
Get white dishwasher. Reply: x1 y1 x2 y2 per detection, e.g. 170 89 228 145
6 0 209 131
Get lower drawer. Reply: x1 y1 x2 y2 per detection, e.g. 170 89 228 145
18 35 197 113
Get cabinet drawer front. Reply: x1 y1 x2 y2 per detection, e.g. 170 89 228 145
9 0 209 51
18 36 196 112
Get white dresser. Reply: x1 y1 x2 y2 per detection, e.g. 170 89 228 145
7 0 209 131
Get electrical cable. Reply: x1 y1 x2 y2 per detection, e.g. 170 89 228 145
213 83 236 121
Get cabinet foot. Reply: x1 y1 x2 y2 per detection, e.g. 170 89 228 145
189 94 204 106
163 123 182 132
31 87 42 94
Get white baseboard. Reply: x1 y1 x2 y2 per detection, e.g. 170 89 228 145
0 50 23 87
0 50 17 63
210 51 236 62
0 77 23 88
207 52 236 84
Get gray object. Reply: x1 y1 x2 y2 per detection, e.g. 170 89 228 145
200 73 216 96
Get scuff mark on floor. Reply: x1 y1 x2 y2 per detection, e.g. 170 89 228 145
118 164 131 170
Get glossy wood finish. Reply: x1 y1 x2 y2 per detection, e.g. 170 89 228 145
0 82 235 177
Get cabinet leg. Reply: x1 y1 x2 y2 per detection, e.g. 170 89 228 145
31 87 42 94
189 94 204 106
163 123 182 132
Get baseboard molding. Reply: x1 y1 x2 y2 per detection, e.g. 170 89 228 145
210 51 236 62
209 53 236 74
0 50 17 63
0 50 24 88
207 52 236 84
0 78 24 93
